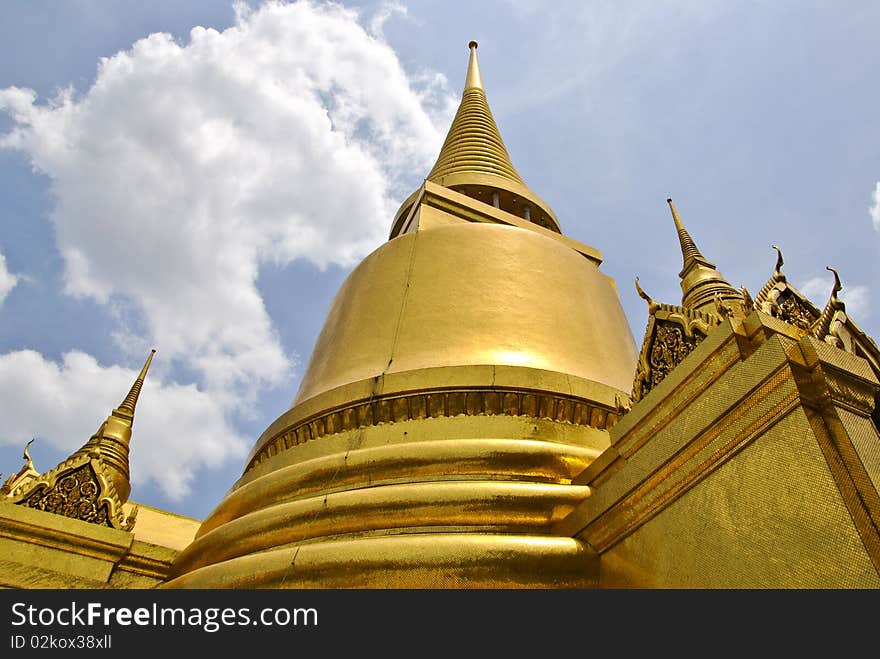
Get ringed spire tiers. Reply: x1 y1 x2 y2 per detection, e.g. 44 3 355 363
666 198 742 315
393 41 561 235
69 348 156 503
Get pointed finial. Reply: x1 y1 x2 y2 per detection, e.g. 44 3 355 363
117 349 156 417
667 198 706 271
634 276 659 313
741 286 754 311
22 438 35 464
464 40 483 91
666 197 742 314
827 266 842 299
772 245 784 276
811 267 847 344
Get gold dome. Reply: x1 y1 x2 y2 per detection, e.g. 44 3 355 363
165 42 639 589
291 221 636 410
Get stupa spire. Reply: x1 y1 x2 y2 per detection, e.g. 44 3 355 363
427 40 524 186
403 41 559 233
464 40 483 91
667 198 710 274
70 349 156 503
118 349 155 416
666 198 742 314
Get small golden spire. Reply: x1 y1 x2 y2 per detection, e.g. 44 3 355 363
427 41 524 186
665 198 742 315
395 41 560 234
667 198 709 273
117 349 155 417
69 349 157 504
464 40 483 91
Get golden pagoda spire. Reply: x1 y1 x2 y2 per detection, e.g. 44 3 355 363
464 39 483 91
71 349 156 503
427 41 524 186
420 41 560 232
118 348 155 415
666 198 742 315
668 198 709 273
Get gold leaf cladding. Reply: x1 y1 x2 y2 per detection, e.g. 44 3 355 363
632 308 716 404
820 370 877 416
775 290 817 332
248 386 620 471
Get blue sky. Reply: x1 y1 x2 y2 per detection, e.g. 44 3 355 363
1 0 878 520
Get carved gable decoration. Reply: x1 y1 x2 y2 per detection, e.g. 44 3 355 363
632 305 719 403
9 453 134 531
775 288 819 332
753 253 820 334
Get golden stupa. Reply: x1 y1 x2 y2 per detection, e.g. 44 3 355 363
3 43 880 589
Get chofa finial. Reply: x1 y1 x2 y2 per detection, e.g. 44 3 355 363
772 245 784 276
826 266 842 299
635 276 659 314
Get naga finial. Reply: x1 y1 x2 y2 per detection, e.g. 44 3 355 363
826 266 842 299
635 276 659 313
22 438 35 466
772 245 784 276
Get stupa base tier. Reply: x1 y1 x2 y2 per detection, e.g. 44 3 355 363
162 533 598 588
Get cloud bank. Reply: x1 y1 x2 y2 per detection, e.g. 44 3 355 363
0 0 451 498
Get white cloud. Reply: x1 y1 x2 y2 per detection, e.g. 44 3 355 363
0 350 247 499
871 181 880 231
368 1 408 41
0 250 17 305
0 0 450 409
798 275 870 320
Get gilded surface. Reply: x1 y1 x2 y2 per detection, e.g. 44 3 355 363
11 41 880 591
21 463 112 527
0 501 183 588
291 223 637 409
631 305 718 404
643 321 706 395
599 409 880 588
250 384 618 471
572 316 880 587
776 291 816 331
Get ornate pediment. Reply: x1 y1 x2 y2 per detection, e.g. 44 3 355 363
753 246 820 333
631 279 721 403
631 239 880 413
8 452 136 531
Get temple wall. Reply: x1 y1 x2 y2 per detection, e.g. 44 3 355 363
0 500 198 589
559 312 880 588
